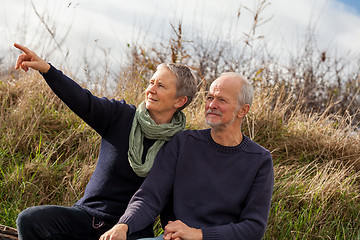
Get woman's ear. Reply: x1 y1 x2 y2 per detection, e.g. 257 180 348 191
174 96 188 109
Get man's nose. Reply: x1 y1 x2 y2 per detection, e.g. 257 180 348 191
208 99 218 109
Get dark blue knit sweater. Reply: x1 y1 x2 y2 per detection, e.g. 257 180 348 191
119 129 274 240
42 65 155 226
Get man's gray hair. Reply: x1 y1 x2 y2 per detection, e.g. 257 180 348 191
157 63 197 110
220 72 254 107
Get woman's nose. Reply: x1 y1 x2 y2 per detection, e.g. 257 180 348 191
147 84 156 94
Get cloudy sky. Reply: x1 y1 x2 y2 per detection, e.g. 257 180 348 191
1 0 360 74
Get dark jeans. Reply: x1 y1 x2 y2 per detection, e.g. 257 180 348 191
16 205 153 240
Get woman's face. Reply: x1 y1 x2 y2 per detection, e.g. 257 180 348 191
145 68 180 123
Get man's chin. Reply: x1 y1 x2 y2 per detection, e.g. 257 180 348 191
205 119 224 130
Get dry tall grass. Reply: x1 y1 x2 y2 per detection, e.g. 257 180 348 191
1 0 360 238
245 86 360 170
1 68 359 238
0 72 99 226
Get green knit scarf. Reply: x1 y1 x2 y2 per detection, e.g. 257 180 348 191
128 101 186 177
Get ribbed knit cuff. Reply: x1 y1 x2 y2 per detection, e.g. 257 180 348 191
201 227 219 240
118 215 136 235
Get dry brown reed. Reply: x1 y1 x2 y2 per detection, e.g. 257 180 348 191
1 0 360 236
0 72 99 220
1 67 359 238
243 85 360 170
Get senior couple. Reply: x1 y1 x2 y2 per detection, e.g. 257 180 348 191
14 43 273 240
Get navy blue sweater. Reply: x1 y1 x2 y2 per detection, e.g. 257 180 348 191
120 129 274 240
42 65 155 225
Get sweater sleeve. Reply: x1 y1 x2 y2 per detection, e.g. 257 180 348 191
201 151 274 240
41 64 130 135
118 137 179 234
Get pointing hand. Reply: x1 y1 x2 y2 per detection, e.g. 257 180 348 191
14 43 50 73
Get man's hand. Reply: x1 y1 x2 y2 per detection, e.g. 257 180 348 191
163 220 202 240
99 223 128 240
14 43 50 73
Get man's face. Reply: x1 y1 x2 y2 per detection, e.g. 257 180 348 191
205 76 241 130
145 67 179 118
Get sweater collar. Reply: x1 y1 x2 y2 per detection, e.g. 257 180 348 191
204 129 251 153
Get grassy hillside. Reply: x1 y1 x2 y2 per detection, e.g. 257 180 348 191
0 67 359 239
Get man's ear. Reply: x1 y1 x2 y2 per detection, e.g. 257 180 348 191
237 104 250 119
174 96 188 109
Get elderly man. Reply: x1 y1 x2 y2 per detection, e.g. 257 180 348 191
101 72 274 240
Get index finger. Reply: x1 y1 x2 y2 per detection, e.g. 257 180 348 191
14 43 31 54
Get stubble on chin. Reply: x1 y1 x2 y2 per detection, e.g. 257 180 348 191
205 118 225 132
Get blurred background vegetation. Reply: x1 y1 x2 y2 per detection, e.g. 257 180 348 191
1 0 359 239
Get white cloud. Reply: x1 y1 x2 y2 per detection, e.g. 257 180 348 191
1 0 360 72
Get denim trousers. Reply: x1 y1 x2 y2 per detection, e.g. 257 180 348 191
138 235 164 240
16 205 153 240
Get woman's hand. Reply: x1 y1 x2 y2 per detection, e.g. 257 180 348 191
14 43 50 73
99 223 129 240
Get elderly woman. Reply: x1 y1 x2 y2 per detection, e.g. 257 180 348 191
14 43 197 240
